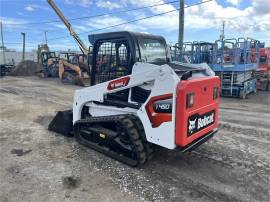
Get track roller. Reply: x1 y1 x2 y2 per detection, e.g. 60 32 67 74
74 114 148 167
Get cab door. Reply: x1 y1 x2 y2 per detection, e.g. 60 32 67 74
91 38 132 85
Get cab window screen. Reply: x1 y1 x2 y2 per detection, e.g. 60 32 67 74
138 39 167 63
94 40 130 84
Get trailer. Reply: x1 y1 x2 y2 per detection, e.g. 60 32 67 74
0 63 15 77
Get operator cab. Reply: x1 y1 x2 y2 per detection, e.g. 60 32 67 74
89 31 170 85
41 51 57 66
59 52 79 64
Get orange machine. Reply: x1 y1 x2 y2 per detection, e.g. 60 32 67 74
256 48 270 90
259 48 270 70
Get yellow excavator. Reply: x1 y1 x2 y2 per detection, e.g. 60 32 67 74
44 0 90 86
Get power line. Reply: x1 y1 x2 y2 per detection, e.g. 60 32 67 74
6 0 213 47
4 42 24 45
1 0 179 36
4 40 43 45
4 0 179 26
45 0 213 42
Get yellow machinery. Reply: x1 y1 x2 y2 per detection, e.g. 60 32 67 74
45 0 91 86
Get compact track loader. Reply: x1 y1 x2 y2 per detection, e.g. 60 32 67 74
49 31 220 166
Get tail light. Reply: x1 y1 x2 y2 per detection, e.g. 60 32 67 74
186 93 194 108
213 87 219 100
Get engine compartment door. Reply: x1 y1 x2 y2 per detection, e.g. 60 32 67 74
175 76 220 147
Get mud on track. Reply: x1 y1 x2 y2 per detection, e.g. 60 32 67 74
0 77 269 202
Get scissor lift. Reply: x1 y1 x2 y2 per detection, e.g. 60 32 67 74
210 38 260 98
174 38 260 98
171 41 215 64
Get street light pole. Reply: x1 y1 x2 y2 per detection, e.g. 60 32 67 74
0 21 6 64
21 32 25 61
220 21 225 41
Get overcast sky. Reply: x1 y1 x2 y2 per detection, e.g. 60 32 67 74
1 0 269 51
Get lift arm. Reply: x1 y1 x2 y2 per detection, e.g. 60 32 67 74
47 0 89 55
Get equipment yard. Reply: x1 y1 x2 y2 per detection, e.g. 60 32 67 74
0 76 269 202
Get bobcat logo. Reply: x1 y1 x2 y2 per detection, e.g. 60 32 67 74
188 118 197 134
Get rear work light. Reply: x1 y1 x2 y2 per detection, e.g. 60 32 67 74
213 87 219 100
186 93 194 108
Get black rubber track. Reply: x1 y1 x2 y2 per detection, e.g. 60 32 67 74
128 115 154 160
73 114 147 167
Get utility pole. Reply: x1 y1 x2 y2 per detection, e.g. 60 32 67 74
0 21 6 64
220 21 225 41
178 0 184 50
44 31 48 44
21 32 25 61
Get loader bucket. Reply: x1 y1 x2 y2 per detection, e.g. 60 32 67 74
48 110 74 137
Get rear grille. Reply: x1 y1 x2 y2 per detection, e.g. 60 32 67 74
131 87 151 103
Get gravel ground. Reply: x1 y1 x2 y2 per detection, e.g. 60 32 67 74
0 76 269 202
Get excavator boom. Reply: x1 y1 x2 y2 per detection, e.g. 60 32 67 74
47 0 89 55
